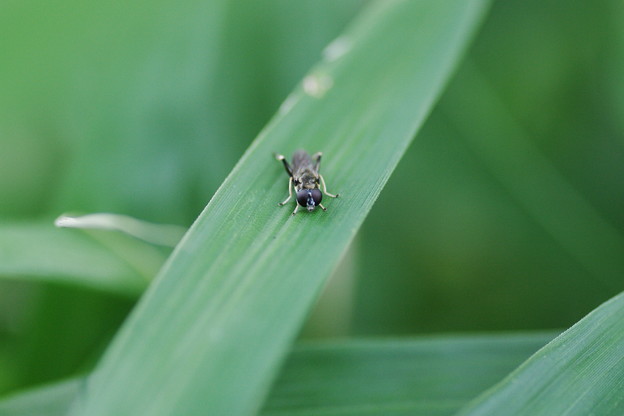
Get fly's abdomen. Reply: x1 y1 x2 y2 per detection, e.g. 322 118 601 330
291 149 313 172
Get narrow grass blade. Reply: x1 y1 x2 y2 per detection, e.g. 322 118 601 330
455 292 624 416
0 333 553 416
68 1 492 415
0 223 166 295
55 213 186 248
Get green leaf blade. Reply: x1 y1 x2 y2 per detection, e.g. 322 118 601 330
68 1 492 415
262 333 555 416
0 333 553 416
455 292 624 416
0 223 162 296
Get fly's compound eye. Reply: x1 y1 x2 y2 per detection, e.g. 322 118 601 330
310 189 322 205
296 189 323 211
297 190 310 207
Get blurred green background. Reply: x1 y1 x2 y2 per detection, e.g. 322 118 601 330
1 0 623 397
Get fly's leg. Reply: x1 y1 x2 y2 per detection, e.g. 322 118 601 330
319 174 340 198
291 204 299 216
312 152 322 172
275 153 293 177
318 203 327 211
314 153 339 198
278 177 293 206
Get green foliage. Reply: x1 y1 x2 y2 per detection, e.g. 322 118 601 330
0 333 555 416
0 222 165 295
457 294 624 415
263 333 556 416
1 0 624 414
63 1 491 415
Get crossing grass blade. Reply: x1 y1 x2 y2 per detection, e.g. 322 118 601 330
66 1 492 415
0 223 166 296
0 333 553 416
10 288 624 416
261 333 555 416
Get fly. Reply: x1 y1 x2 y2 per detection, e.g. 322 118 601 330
274 149 340 215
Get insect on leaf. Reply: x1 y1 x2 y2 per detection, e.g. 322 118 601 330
67 1 492 415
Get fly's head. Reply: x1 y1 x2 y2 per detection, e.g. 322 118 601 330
296 188 322 212
295 173 322 211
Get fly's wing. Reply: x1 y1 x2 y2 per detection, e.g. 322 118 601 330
291 150 314 177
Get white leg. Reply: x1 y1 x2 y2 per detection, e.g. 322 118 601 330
319 174 339 198
279 177 293 206
291 204 299 215
318 203 327 211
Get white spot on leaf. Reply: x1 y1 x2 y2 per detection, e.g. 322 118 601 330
303 73 333 98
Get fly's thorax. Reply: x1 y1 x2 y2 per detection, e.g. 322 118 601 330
294 170 319 190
